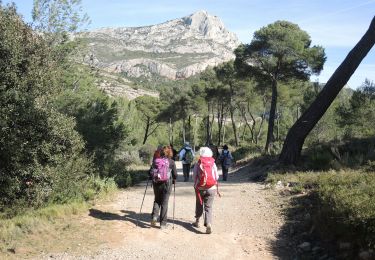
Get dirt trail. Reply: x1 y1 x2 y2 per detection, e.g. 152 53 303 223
32 162 290 260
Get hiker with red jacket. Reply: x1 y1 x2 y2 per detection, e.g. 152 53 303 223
192 147 220 234
149 146 177 229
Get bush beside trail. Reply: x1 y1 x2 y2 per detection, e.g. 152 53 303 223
268 169 375 258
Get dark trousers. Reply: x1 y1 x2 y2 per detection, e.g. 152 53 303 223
222 166 229 181
182 163 191 182
195 189 215 225
151 181 171 226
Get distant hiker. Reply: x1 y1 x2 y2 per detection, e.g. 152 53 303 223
169 144 178 161
149 146 177 229
179 142 195 182
219 144 233 181
192 147 220 234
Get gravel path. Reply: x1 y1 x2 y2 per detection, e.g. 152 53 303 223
36 162 289 260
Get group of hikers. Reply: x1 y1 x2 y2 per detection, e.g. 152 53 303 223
146 142 233 234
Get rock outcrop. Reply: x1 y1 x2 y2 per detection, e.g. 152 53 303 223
79 10 240 80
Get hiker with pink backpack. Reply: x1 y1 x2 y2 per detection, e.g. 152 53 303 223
149 146 177 229
192 147 220 234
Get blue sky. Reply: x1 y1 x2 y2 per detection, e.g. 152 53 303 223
5 0 375 89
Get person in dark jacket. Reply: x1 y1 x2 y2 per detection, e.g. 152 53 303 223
150 146 177 229
218 144 234 181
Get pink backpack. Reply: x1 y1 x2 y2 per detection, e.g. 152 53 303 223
151 157 170 183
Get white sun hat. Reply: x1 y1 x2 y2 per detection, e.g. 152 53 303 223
199 147 213 157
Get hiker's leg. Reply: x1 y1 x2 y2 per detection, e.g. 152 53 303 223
183 164 189 181
151 184 162 219
222 167 228 181
160 183 171 226
187 163 191 180
203 189 215 226
194 190 203 219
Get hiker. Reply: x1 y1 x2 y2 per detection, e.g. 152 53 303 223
192 147 219 234
170 144 178 161
219 144 234 181
179 142 194 182
149 146 177 229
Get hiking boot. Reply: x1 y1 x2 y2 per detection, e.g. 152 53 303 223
160 224 169 230
206 223 212 234
150 218 157 227
192 218 200 228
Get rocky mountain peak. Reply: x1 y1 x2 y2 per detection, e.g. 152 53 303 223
183 10 225 37
80 11 240 83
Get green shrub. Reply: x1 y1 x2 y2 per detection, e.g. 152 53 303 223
138 144 155 164
232 144 262 162
316 171 375 245
268 170 375 251
120 150 142 166
305 145 334 170
302 138 375 170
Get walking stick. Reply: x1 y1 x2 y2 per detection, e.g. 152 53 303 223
202 200 205 227
137 179 150 227
173 182 176 229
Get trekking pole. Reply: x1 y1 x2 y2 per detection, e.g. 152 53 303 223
202 200 205 227
137 179 150 227
173 182 176 230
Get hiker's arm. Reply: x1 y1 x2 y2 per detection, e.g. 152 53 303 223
192 163 198 182
213 164 219 181
178 149 185 161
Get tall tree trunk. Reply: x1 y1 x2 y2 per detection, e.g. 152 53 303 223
248 101 257 143
276 107 280 141
280 16 375 165
206 115 210 145
217 103 223 145
182 118 186 143
169 117 172 144
209 106 215 143
256 115 265 145
256 99 267 145
229 105 239 146
238 104 255 143
142 117 150 144
187 115 191 141
222 118 226 145
193 115 198 151
265 80 278 153
171 121 174 145
241 121 247 142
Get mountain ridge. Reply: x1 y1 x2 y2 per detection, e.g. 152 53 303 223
80 10 240 81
